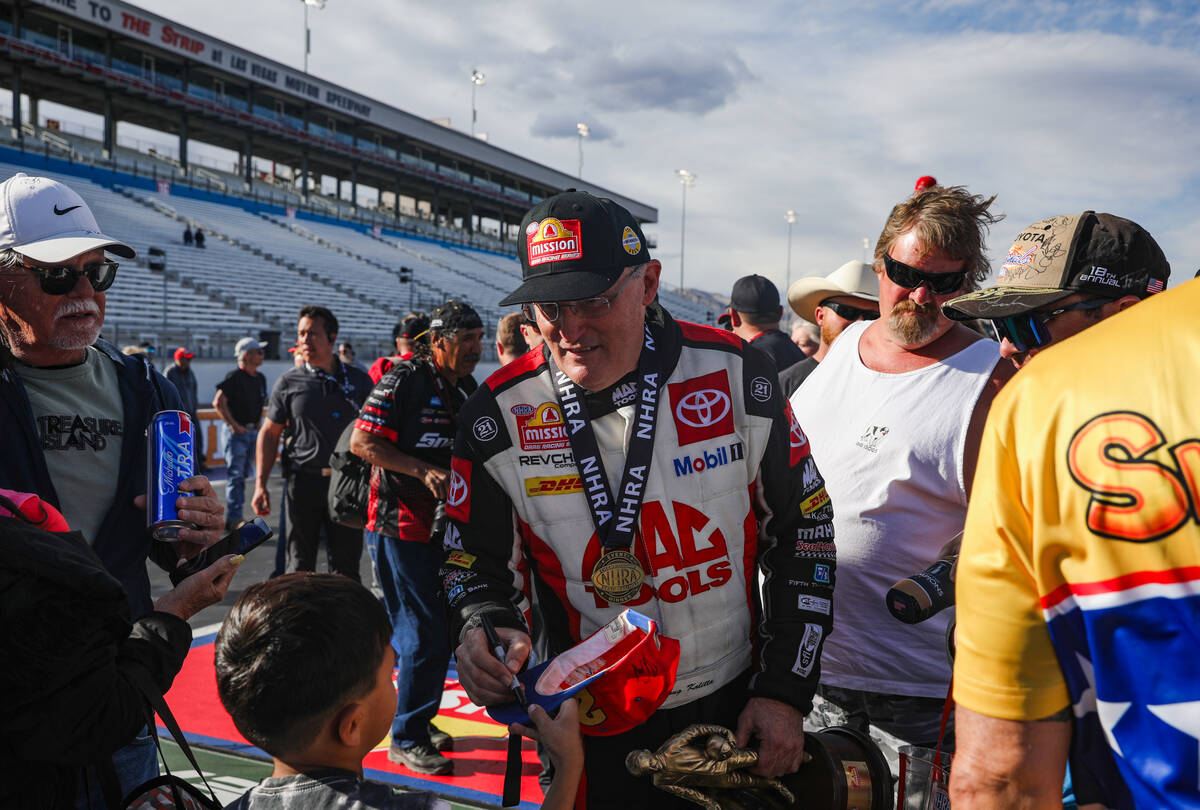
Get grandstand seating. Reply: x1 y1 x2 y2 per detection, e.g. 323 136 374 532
0 153 720 360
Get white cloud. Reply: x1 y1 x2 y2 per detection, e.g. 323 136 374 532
124 0 1200 297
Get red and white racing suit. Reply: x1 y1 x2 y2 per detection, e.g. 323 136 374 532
443 308 836 722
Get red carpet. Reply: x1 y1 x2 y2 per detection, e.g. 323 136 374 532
161 633 544 808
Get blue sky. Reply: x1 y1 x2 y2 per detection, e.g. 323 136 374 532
118 0 1200 296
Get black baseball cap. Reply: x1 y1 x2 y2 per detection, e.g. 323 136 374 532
430 300 483 332
729 274 781 313
500 190 652 306
944 212 1170 320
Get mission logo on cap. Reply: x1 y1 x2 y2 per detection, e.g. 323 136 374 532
501 190 651 307
487 609 680 737
527 218 584 266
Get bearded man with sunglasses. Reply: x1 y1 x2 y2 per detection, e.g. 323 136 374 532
789 186 1015 775
0 173 227 799
442 191 835 808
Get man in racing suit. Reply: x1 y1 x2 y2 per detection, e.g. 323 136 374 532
443 191 835 809
351 300 483 775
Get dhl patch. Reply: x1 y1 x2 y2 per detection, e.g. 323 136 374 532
801 488 831 515
524 475 584 497
446 551 477 569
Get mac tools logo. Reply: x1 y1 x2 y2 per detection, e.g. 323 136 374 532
668 370 734 446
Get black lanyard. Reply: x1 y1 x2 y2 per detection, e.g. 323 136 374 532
306 360 362 411
426 359 463 428
549 322 662 552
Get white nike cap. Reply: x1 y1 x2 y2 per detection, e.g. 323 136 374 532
0 173 135 263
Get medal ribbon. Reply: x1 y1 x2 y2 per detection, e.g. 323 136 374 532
549 322 662 552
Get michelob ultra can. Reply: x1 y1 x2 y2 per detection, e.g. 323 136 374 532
147 410 197 541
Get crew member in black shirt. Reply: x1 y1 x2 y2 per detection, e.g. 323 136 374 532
214 337 268 529
253 306 373 578
727 274 806 372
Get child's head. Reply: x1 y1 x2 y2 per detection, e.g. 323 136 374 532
215 573 395 760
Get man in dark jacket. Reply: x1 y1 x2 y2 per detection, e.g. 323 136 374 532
0 490 239 808
727 274 806 371
0 172 225 800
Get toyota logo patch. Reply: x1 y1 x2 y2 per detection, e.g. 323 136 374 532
447 470 468 507
668 370 736 446
473 416 498 442
675 389 731 428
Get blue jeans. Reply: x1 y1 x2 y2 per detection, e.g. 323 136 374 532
75 726 158 808
365 529 449 747
222 426 257 525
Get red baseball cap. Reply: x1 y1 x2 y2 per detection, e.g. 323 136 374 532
487 609 680 736
174 347 195 361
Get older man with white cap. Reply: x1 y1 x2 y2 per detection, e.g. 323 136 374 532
0 172 228 799
214 336 269 529
778 260 881 396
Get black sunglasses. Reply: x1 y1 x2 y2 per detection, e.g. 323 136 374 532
882 254 967 296
992 298 1112 352
20 260 119 295
819 299 879 321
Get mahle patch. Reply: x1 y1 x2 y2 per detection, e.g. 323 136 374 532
621 225 641 255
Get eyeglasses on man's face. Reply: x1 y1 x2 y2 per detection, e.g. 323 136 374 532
17 260 119 295
521 269 642 324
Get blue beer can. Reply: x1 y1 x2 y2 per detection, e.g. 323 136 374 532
147 410 197 541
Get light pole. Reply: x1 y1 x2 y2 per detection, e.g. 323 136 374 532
300 0 326 74
470 70 486 137
576 122 589 178
785 209 797 293
676 169 696 289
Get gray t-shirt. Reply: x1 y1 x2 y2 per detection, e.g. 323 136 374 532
224 769 450 810
17 347 123 541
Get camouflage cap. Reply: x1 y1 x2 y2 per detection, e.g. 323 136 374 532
943 212 1169 320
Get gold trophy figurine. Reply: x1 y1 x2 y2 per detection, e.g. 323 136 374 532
626 724 797 810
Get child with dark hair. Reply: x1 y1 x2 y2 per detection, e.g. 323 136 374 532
216 573 582 809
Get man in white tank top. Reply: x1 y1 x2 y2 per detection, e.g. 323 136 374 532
789 186 1015 773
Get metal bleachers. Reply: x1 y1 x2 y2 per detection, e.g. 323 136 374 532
0 157 720 357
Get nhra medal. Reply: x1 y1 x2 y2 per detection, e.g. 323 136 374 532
591 549 645 604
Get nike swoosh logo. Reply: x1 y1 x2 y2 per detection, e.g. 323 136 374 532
53 205 81 215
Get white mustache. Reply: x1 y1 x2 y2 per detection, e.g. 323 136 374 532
54 299 101 319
